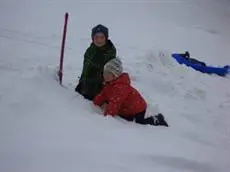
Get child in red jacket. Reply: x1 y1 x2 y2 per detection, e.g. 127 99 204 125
93 58 168 127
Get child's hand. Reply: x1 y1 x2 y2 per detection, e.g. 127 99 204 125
101 103 108 110
101 103 108 116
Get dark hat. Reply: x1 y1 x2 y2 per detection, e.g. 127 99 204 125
91 24 109 39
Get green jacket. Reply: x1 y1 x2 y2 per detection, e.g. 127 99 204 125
78 40 116 99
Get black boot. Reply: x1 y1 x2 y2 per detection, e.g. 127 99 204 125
153 113 169 127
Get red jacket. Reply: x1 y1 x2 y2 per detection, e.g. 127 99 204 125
93 73 147 117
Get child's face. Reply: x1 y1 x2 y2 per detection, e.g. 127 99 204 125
103 72 115 82
93 33 106 47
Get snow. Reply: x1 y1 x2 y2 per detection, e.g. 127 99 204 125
0 0 230 172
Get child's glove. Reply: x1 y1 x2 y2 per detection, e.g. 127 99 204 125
102 103 108 115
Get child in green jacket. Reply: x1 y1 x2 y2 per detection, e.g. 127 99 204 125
75 24 116 100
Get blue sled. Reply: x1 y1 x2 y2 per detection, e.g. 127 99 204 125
172 53 230 77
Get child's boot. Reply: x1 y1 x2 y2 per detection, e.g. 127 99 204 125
153 113 169 127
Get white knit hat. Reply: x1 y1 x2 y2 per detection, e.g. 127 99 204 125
104 58 123 77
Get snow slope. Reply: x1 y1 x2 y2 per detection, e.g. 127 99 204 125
0 0 230 172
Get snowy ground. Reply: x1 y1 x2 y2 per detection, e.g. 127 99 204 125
0 0 230 172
